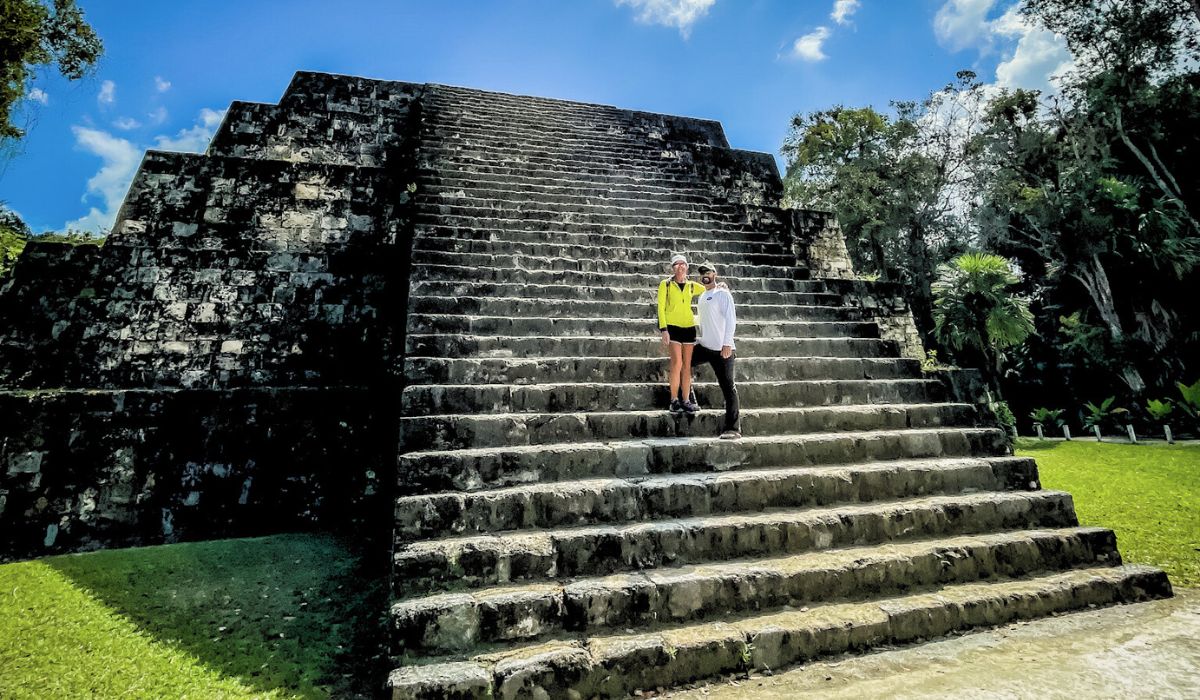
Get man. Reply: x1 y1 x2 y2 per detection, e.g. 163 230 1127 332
694 262 740 439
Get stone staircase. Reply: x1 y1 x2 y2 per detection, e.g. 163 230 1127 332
387 86 1171 697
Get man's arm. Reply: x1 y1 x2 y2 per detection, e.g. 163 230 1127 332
721 291 737 357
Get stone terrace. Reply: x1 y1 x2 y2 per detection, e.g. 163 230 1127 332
0 72 1172 697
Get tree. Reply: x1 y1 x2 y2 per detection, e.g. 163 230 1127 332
782 72 986 338
967 0 1200 396
932 252 1035 394
1 204 32 276
1 0 103 141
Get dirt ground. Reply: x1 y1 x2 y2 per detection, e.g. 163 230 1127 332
670 588 1200 700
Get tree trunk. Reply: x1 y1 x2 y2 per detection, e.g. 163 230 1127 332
1113 108 1200 233
1070 252 1147 393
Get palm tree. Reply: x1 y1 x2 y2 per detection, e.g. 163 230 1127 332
932 252 1035 393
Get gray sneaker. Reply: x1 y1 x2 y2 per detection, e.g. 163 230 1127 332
682 400 700 414
669 398 683 414
719 430 741 440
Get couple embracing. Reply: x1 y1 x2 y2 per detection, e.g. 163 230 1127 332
656 254 741 440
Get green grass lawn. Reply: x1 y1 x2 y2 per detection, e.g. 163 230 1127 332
0 534 387 699
1016 439 1200 587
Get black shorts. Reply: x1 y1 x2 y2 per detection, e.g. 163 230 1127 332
665 325 697 344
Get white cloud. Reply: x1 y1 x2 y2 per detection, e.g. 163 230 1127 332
792 26 831 62
64 127 140 232
933 0 998 52
147 106 168 125
831 0 860 25
62 107 227 232
991 6 1074 92
154 76 172 92
97 80 116 107
112 116 142 131
153 107 226 153
932 1 1074 96
28 88 49 105
615 0 716 37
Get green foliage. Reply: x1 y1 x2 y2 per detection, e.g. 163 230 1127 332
1 207 29 276
919 349 949 373
991 399 1016 429
1177 379 1200 423
0 534 386 699
1016 439 1200 586
931 252 1035 391
0 206 103 278
782 72 987 331
1 0 103 142
1145 398 1175 422
1082 396 1129 430
1030 407 1066 428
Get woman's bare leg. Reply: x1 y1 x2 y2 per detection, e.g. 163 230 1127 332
680 343 695 403
668 342 682 401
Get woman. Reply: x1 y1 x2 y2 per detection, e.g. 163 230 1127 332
656 254 704 414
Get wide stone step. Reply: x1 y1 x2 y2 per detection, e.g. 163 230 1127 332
412 226 786 255
412 212 784 239
409 265 812 291
393 456 1040 541
399 403 975 451
422 148 698 180
386 565 1170 699
419 162 708 191
391 489 1074 593
426 99 665 131
412 223 789 253
406 296 849 322
406 281 831 305
420 135 693 167
412 205 767 234
400 378 941 416
411 236 794 266
425 119 681 151
396 427 1009 494
403 333 886 359
419 186 744 216
426 102 725 148
403 356 918 386
406 314 869 339
390 527 1120 654
421 178 731 206
416 192 748 224
426 95 706 133
425 105 699 140
423 165 718 194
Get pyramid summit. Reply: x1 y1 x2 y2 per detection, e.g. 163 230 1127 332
0 72 1171 696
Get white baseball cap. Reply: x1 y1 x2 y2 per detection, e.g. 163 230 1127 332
670 254 688 266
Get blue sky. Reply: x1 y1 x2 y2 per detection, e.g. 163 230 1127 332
0 0 1070 233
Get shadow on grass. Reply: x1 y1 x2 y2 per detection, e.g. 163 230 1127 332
46 533 390 699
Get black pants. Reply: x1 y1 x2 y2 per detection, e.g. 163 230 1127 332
692 344 739 432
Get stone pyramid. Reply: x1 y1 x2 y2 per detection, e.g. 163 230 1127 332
0 73 1171 698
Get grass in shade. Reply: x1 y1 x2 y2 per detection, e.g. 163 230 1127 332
0 533 388 699
1016 438 1200 587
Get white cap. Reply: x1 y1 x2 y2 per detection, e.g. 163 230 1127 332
670 254 688 266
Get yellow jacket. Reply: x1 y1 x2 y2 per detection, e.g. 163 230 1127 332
657 278 704 330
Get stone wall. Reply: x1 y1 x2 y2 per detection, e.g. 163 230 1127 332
818 278 927 362
787 209 856 280
0 387 393 560
0 72 424 559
